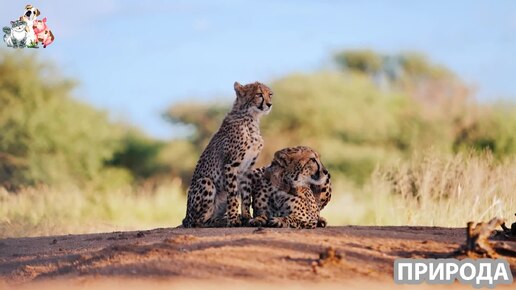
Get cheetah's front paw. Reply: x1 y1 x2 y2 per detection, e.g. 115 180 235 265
241 213 251 226
249 216 267 227
268 217 289 228
317 216 327 228
227 215 242 227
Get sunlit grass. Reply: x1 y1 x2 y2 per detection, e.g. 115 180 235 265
324 151 516 227
1 152 515 238
0 179 186 238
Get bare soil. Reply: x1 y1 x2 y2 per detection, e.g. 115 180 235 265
0 226 514 289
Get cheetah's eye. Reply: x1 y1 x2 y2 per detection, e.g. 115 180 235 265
255 93 263 98
305 158 317 169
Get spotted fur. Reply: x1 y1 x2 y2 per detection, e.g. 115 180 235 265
182 81 273 228
243 146 332 229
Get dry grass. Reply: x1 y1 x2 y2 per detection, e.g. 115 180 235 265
0 180 186 238
1 152 514 238
324 151 515 227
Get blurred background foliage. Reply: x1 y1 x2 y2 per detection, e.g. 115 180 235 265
0 52 122 189
0 49 515 237
164 49 516 185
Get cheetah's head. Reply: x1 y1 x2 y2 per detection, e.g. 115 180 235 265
233 81 273 117
265 146 329 193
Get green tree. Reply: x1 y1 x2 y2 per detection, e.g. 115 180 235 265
334 49 383 75
0 51 122 188
334 50 452 83
164 102 227 149
107 130 167 180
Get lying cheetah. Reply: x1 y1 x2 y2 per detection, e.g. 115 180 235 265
242 146 332 229
182 81 273 228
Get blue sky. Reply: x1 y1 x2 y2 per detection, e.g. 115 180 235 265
2 1 516 139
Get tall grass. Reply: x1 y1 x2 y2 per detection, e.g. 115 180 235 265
0 179 186 238
1 152 514 238
324 151 515 227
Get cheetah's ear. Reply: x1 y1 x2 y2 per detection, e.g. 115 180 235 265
273 150 290 168
234 81 244 98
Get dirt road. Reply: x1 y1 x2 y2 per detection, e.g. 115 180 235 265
0 226 514 289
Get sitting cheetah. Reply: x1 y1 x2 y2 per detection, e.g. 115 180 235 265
182 81 273 228
242 146 332 229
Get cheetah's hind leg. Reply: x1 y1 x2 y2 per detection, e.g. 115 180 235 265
182 178 216 228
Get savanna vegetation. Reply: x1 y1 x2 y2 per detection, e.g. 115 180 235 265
0 49 514 238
